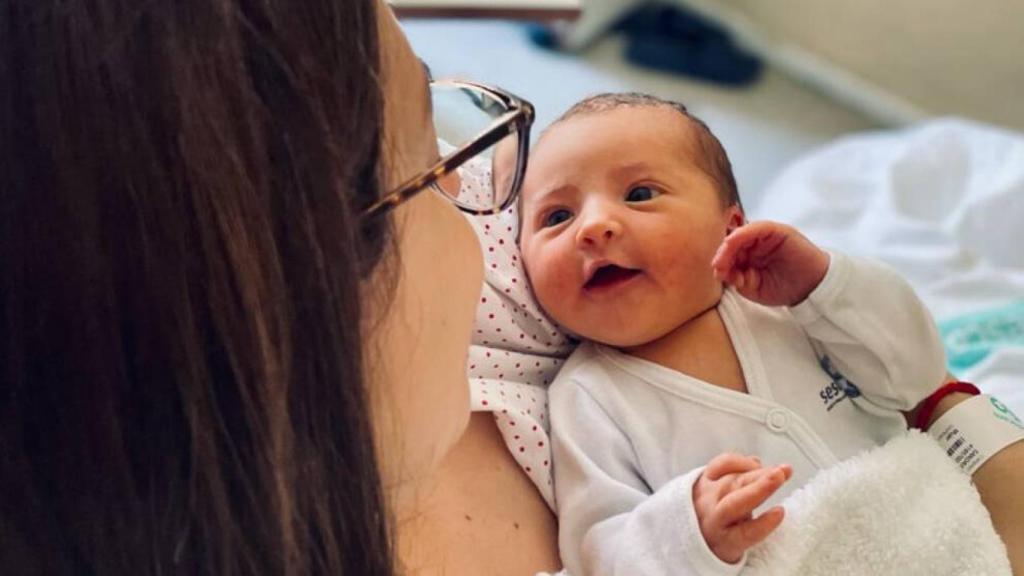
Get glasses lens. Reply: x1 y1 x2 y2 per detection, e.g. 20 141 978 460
431 83 520 212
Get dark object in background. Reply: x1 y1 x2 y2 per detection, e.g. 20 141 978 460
527 21 563 49
619 3 762 86
528 2 763 87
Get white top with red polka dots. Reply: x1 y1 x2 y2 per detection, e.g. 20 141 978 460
455 153 575 511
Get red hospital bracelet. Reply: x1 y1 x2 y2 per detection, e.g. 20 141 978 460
914 380 981 431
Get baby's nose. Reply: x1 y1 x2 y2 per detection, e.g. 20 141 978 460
576 211 622 248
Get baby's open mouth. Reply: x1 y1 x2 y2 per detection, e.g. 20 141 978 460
584 265 641 290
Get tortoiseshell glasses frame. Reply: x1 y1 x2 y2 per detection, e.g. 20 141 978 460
361 79 534 219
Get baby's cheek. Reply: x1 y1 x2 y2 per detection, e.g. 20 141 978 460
528 256 561 302
526 251 575 324
654 240 725 304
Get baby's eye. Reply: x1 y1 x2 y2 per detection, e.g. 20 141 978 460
625 186 659 202
543 209 573 228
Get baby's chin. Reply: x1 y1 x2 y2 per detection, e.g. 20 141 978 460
561 320 666 350
561 301 717 350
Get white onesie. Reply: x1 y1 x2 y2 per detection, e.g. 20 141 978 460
549 252 947 576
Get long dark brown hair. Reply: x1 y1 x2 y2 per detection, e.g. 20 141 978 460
1 0 395 573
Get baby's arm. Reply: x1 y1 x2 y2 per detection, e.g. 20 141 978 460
715 220 946 409
551 379 789 576
922 390 1024 574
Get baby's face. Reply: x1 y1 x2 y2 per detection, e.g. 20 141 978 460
519 107 742 347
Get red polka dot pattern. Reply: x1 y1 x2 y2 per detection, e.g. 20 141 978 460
456 154 575 510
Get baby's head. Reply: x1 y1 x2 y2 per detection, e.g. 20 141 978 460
518 93 744 348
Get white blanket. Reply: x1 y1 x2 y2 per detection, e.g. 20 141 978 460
745 431 1011 576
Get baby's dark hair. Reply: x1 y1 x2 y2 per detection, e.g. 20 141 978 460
548 92 743 211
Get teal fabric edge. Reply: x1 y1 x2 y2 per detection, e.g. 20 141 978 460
939 299 1024 373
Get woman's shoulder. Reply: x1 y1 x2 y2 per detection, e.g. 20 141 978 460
407 412 561 575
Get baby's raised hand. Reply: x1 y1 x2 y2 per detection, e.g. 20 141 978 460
692 453 792 564
711 221 830 307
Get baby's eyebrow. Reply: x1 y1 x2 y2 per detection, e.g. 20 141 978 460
529 183 576 207
610 161 654 180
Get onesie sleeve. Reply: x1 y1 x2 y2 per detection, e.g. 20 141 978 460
789 251 947 411
550 378 745 576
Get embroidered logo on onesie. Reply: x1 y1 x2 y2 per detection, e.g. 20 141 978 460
817 355 862 411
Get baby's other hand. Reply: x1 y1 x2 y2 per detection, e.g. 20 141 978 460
711 221 830 307
691 453 792 564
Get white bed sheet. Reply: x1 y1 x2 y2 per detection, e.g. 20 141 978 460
752 118 1024 414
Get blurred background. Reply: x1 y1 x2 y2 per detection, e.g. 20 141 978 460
396 0 1024 214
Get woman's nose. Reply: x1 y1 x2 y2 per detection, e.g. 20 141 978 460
575 206 623 249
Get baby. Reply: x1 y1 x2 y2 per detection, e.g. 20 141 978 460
515 94 947 575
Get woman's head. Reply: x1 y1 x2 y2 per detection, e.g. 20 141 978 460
0 0 460 572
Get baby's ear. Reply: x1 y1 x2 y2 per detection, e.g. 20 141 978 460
725 204 745 234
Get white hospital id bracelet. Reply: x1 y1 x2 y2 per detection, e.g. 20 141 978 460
927 394 1024 476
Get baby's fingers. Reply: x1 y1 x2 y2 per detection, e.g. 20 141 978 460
712 225 760 273
740 268 760 294
713 466 791 527
728 506 786 551
738 463 792 488
713 221 793 273
704 453 762 481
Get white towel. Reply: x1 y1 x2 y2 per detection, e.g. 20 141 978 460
745 430 1011 576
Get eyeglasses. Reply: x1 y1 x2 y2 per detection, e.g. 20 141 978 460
361 79 535 219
